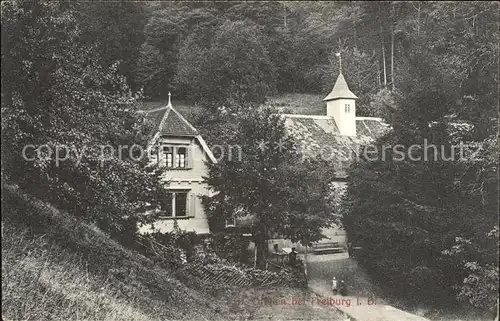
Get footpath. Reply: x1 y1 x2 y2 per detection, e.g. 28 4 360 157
308 276 431 321
301 252 431 321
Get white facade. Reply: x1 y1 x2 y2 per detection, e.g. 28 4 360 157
326 98 357 137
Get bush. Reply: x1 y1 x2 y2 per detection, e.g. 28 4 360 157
211 233 251 264
148 226 202 263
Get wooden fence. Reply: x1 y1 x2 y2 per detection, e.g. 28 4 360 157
177 261 307 288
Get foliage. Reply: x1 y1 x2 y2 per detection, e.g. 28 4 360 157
341 6 499 311
442 228 499 312
71 1 148 90
1 2 168 235
175 19 276 108
147 223 202 262
210 232 251 264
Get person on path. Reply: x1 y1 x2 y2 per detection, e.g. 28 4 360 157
289 247 297 269
332 276 338 294
339 279 347 296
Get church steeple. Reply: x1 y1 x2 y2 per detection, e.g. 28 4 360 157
324 53 358 136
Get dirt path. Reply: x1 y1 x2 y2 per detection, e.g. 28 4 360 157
220 287 350 320
304 253 431 321
305 253 383 299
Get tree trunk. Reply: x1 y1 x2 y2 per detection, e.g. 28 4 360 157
382 44 387 87
283 3 287 30
252 230 267 269
353 18 357 48
417 2 420 37
253 243 257 268
377 60 381 88
304 244 308 279
495 297 499 321
391 2 395 91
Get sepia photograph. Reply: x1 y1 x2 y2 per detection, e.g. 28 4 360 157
1 1 499 321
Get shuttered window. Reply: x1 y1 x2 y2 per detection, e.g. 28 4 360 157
159 190 195 218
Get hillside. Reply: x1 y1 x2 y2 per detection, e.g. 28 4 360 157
1 184 238 321
1 184 348 321
265 94 325 115
141 93 325 116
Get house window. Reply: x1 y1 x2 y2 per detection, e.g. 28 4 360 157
176 147 187 168
161 193 173 216
345 104 351 113
164 146 173 167
160 145 190 168
175 192 187 217
160 191 189 218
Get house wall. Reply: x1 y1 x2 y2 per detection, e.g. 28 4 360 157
262 225 347 254
139 136 213 235
326 98 357 136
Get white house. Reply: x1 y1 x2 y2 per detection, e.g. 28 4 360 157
138 69 388 245
138 93 217 235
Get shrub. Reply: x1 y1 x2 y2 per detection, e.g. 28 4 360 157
211 233 251 264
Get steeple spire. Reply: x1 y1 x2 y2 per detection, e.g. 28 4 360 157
324 54 358 136
167 91 172 108
336 52 342 73
323 73 358 101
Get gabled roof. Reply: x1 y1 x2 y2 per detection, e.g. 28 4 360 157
324 73 358 101
146 106 198 136
142 105 217 163
283 114 389 178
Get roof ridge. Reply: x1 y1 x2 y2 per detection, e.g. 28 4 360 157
168 106 198 133
157 107 171 132
140 107 169 113
281 114 333 119
355 116 384 121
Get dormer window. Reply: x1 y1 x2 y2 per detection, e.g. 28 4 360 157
164 146 173 167
160 144 191 168
176 147 187 168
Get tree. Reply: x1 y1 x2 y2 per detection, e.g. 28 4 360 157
1 1 167 236
341 37 498 312
135 3 220 99
175 19 276 109
71 2 148 90
201 107 337 266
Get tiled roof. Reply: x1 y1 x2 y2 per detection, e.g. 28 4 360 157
142 105 217 163
324 73 358 101
145 106 198 136
283 115 390 178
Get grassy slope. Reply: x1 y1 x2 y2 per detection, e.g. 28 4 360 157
141 93 326 116
2 184 348 321
1 184 236 321
265 93 325 115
